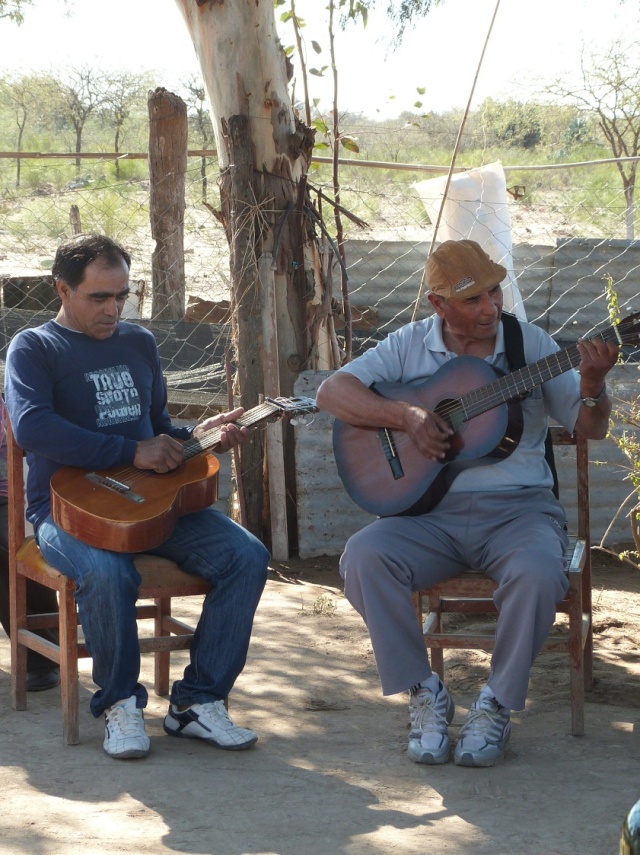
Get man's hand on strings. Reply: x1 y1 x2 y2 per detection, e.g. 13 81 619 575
134 434 184 473
402 404 454 461
193 406 249 452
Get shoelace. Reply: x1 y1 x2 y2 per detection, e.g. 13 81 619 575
411 692 448 732
198 701 232 726
109 705 143 736
459 705 505 738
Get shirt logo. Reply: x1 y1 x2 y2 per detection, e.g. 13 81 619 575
85 365 142 427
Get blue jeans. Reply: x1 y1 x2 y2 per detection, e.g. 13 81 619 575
36 507 270 717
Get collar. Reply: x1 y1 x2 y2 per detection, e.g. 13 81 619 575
423 315 507 359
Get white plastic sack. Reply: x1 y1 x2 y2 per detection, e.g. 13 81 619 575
413 161 526 320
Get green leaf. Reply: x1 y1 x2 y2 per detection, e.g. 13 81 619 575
312 118 329 133
414 101 423 108
340 135 360 153
314 141 331 150
311 41 322 54
417 86 426 95
309 67 329 78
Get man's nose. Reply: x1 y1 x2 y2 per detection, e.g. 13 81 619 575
479 291 500 312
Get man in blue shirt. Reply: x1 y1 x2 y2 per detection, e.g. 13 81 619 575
5 233 270 760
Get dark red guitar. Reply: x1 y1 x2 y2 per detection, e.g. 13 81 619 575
333 314 640 517
51 396 317 553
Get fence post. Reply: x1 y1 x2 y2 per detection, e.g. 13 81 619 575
148 88 187 321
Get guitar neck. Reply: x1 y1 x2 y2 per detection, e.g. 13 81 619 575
461 324 618 420
181 401 280 461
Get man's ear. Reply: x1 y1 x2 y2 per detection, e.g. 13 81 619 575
427 292 446 317
55 279 71 301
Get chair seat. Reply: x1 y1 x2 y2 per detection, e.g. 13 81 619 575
17 536 211 598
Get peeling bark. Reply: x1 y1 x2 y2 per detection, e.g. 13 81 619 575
174 0 334 541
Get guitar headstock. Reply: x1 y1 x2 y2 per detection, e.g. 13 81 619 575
265 396 318 424
615 313 640 346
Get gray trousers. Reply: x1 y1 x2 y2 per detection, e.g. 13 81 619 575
340 487 570 711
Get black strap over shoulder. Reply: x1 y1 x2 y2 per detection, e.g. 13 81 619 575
501 312 560 499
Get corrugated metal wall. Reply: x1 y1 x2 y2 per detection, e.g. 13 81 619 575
339 238 640 342
294 239 640 558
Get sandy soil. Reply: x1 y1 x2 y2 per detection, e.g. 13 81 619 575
1 550 639 855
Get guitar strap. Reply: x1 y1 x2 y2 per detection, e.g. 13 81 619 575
501 312 560 499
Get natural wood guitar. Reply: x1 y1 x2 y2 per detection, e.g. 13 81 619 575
333 314 640 518
51 396 317 553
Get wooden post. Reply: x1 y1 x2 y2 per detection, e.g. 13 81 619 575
148 88 187 321
259 252 289 560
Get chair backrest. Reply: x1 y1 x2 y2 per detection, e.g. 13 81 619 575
548 425 590 542
6 417 28 555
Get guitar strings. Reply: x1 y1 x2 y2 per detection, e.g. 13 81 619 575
84 401 287 489
371 321 629 454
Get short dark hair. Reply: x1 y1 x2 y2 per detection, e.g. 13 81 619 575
52 233 131 289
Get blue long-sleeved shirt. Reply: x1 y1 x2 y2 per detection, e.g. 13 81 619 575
5 319 192 531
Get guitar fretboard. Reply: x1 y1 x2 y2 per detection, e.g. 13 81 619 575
182 402 282 460
460 325 619 420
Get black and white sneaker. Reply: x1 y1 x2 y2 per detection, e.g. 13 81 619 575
163 700 258 750
103 696 150 760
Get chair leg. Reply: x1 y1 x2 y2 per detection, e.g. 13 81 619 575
154 597 171 698
59 582 80 746
11 570 28 711
568 575 585 737
428 593 445 679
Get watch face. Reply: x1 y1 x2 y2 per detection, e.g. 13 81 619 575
582 397 597 407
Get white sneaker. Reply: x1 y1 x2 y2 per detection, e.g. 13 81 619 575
103 696 150 760
454 695 511 767
163 700 258 750
407 679 455 765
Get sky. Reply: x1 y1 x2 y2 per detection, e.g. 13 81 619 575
0 0 638 119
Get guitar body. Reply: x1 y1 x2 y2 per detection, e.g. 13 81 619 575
333 356 524 517
48 395 319 552
51 453 220 553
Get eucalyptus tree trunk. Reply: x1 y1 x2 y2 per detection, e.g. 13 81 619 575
175 0 334 541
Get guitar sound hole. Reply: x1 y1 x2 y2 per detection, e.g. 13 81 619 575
435 399 464 433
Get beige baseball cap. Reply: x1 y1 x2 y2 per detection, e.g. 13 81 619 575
426 239 506 300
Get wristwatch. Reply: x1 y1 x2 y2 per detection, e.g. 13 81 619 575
581 386 607 407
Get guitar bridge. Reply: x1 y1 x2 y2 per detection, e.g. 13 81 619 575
379 428 404 480
85 472 145 503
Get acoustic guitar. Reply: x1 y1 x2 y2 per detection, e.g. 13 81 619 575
333 314 640 518
51 396 317 553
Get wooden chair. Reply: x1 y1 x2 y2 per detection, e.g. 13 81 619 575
7 419 211 745
413 426 592 736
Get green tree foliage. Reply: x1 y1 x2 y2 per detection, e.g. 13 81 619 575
0 0 33 23
343 0 445 43
478 98 546 150
545 39 640 239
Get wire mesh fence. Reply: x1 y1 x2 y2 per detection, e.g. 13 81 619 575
0 150 639 401
1 149 640 547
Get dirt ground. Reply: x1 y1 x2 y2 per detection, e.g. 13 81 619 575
1 550 639 855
